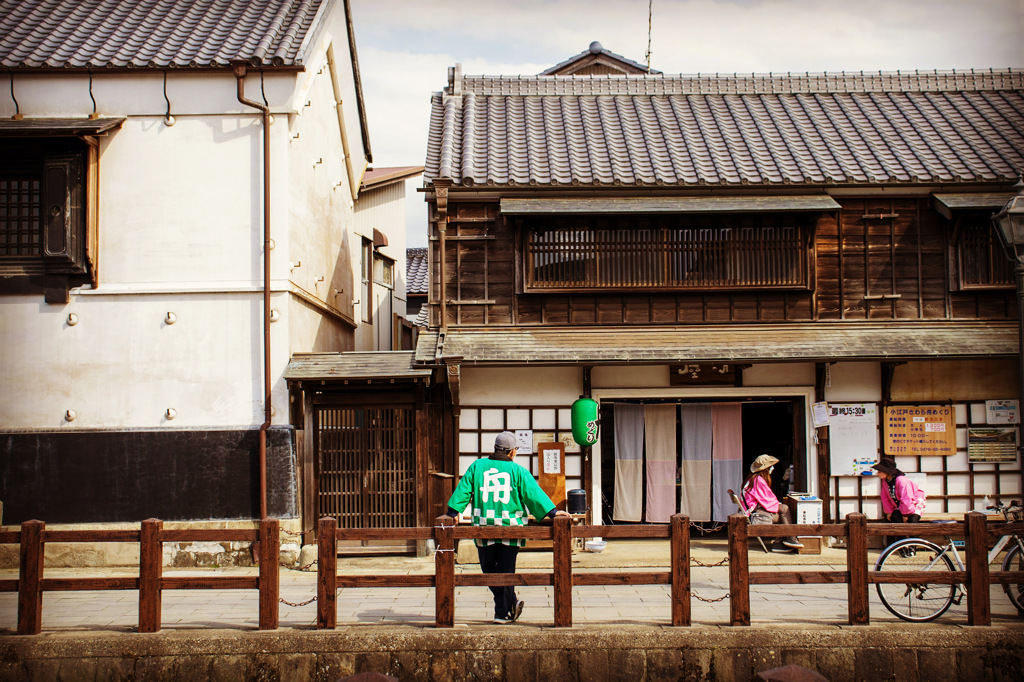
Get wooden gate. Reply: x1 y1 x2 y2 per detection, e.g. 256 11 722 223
315 404 416 551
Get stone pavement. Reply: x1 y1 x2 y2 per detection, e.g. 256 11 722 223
0 539 1022 633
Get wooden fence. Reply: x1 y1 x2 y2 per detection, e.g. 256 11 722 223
3 512 1022 634
1 518 281 635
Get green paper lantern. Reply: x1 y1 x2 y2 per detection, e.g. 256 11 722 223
571 398 600 447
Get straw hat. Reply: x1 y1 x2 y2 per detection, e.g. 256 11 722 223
750 454 779 473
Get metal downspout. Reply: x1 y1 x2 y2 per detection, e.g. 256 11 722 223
234 64 271 520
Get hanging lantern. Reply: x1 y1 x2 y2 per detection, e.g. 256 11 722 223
571 398 600 447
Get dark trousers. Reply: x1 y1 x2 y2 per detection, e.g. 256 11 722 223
885 509 921 548
477 542 520 619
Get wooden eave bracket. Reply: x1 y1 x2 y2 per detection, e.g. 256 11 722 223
445 359 461 416
433 178 452 224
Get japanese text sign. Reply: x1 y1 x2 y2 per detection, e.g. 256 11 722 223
883 405 956 457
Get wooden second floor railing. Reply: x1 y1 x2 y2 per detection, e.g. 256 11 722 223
3 512 1022 634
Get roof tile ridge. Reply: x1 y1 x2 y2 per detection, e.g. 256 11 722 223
272 0 318 65
250 0 295 65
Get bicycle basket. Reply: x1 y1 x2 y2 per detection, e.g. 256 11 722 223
1007 506 1024 523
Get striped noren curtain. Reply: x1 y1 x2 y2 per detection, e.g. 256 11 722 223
711 403 744 522
644 404 677 523
613 403 644 522
679 403 713 521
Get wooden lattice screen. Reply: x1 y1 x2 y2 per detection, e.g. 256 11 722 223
526 218 806 290
316 405 416 529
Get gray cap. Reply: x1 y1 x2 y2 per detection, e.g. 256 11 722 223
494 431 517 453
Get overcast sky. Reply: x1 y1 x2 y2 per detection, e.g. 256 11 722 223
349 0 1024 247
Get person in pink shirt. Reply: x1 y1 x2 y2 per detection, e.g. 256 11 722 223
742 454 803 550
873 457 927 550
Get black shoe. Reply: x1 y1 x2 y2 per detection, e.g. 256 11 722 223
511 600 524 622
782 537 804 549
771 541 795 553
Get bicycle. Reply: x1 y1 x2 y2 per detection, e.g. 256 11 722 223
873 500 1024 622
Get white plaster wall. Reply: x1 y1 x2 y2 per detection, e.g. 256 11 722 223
0 20 372 432
460 367 582 404
0 292 293 428
743 362 816 386
824 362 882 402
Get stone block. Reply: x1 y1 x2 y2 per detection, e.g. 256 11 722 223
537 649 576 681
503 649 536 682
391 651 430 682
713 648 752 681
431 650 465 681
209 655 248 682
854 648 894 682
577 647 609 681
465 649 502 680
815 647 855 682
315 653 357 682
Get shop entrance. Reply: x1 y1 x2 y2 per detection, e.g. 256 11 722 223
598 397 807 524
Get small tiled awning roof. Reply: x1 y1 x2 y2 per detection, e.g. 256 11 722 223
415 322 1017 365
284 351 432 382
500 195 841 214
0 117 125 136
932 193 1017 220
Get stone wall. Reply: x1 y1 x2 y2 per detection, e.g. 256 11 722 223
1 626 1022 681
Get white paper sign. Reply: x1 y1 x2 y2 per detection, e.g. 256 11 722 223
812 401 830 427
542 447 562 474
515 430 534 454
828 403 879 476
987 400 1020 424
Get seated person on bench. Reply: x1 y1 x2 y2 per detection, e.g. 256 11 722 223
742 455 803 551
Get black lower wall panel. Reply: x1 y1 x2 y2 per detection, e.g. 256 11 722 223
0 427 297 524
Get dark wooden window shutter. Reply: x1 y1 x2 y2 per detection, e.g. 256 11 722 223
41 153 86 274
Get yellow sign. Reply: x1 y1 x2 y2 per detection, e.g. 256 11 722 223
883 405 956 456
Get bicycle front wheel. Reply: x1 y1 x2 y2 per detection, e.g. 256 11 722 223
1001 543 1024 614
874 539 957 622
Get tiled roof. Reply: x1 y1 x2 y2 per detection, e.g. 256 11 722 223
406 247 428 295
284 351 431 381
539 41 659 76
425 69 1024 188
414 322 1018 365
0 0 326 68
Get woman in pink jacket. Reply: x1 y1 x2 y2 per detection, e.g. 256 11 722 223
873 457 927 522
742 455 803 550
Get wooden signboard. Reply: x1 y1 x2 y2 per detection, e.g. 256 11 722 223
537 442 566 509
883 405 956 457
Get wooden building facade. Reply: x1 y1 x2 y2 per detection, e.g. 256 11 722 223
413 52 1024 526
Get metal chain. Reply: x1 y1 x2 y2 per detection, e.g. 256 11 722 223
691 590 730 603
690 556 729 567
688 521 725 534
279 595 317 607
279 527 314 538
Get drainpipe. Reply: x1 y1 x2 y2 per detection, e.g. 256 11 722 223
234 63 271 520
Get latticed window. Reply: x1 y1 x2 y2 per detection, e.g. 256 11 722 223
524 214 809 291
958 222 1013 288
0 176 42 257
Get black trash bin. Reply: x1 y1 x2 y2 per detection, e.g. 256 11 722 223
567 489 588 514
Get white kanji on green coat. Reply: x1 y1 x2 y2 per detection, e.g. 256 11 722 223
448 456 556 547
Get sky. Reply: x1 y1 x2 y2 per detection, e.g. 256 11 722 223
348 0 1024 247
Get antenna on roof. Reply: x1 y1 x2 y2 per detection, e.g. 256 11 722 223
645 0 653 73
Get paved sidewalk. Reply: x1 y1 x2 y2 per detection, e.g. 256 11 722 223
1 539 1022 633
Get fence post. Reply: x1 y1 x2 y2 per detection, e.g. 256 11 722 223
17 520 44 635
317 516 338 629
965 511 991 626
139 518 163 633
670 514 690 626
553 515 572 627
728 513 749 626
846 512 869 625
259 518 280 630
435 515 455 628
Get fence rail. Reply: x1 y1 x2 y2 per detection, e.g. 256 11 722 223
3 518 281 635
3 512 1022 634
